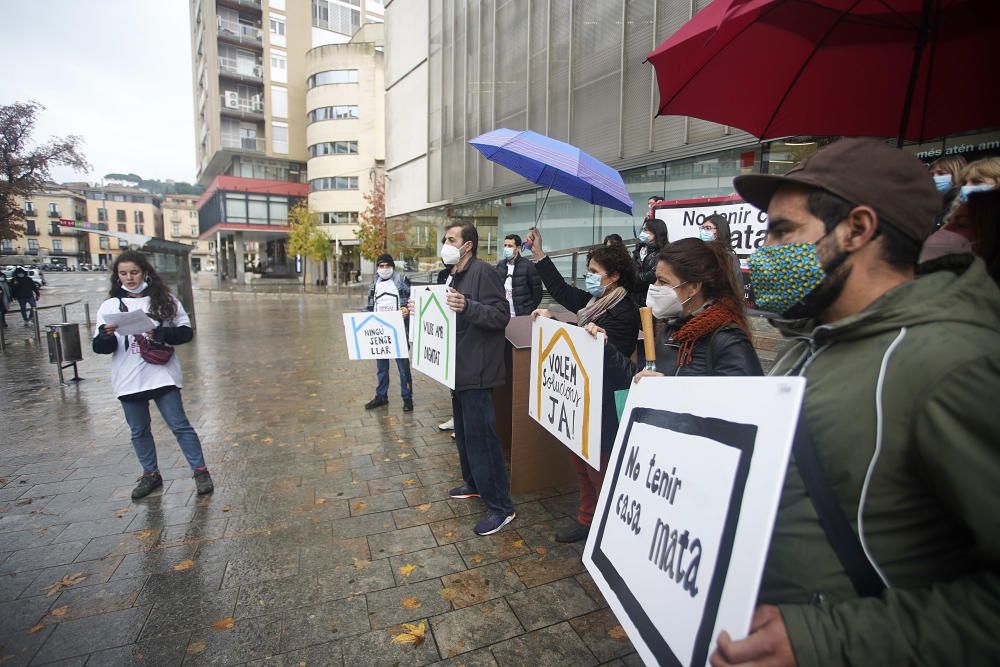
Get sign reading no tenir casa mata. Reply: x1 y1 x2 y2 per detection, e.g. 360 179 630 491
411 285 455 389
528 317 605 470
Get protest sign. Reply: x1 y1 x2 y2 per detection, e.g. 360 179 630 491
584 376 804 667
342 311 408 360
527 317 604 469
654 195 768 255
411 285 455 389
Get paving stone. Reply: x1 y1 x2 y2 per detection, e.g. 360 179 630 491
349 492 408 517
453 532 531 568
341 620 442 667
246 641 343 666
111 544 200 581
505 578 599 631
235 573 325 618
426 647 499 667
183 612 282 666
367 525 437 559
316 557 396 601
389 545 466 584
221 551 300 589
569 608 635 662
0 540 89 574
509 545 587 588
391 501 455 529
31 605 152 664
365 578 451 629
278 596 370 653
575 572 609 608
428 518 478 546
489 622 597 667
20 555 124 598
73 530 161 562
140 588 239 639
429 599 523 659
47 576 146 622
85 631 192 666
0 525 68 551
328 512 396 539
300 536 370 572
440 562 526 609
49 518 131 544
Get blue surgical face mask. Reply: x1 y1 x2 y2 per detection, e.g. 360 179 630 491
585 272 606 297
932 174 952 192
502 246 515 260
699 228 716 242
638 231 651 243
959 183 993 202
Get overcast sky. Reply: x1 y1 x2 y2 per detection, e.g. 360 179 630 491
0 0 195 184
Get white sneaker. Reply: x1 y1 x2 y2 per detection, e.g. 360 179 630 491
438 418 454 431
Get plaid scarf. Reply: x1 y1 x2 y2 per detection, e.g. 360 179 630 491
671 298 748 367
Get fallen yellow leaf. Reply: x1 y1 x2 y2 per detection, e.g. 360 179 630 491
173 559 195 572
44 572 88 597
403 479 417 486
314 498 327 505
222 504 235 512
608 625 629 641
415 503 432 513
535 547 548 555
134 530 155 540
352 501 368 512
398 564 417 577
391 621 426 647
401 596 422 609
353 558 371 570
28 624 45 634
212 617 235 631
261 437 274 445
186 640 207 654
439 588 458 602
48 606 69 618
114 508 130 518
470 554 484 564
512 539 526 548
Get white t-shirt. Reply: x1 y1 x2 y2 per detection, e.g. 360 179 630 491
373 277 400 313
504 262 516 316
96 295 189 398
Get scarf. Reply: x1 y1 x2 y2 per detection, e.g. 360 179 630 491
671 298 748 367
577 285 628 327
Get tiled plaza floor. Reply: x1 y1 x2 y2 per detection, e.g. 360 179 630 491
0 294 640 666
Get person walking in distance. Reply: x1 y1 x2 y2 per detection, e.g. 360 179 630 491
9 267 40 326
364 253 414 412
92 251 213 499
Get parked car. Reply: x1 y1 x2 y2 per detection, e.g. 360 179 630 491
23 267 45 286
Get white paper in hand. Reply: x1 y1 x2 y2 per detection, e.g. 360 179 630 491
104 310 157 336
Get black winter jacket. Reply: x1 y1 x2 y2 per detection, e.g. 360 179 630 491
605 315 762 386
444 258 511 391
495 256 543 316
630 244 660 306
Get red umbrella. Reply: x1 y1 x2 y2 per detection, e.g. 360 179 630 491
647 0 1000 145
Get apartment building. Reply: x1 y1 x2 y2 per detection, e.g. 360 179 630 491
189 0 384 283
75 186 164 268
1 185 93 269
162 194 211 273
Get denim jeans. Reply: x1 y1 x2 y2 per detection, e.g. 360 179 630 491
121 388 206 473
376 358 413 400
452 388 514 515
17 296 36 322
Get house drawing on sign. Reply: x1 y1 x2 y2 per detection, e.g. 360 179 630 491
536 326 592 459
416 288 451 378
350 313 403 359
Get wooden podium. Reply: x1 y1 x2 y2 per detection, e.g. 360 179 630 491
493 314 579 494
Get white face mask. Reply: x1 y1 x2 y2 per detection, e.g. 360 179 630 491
646 282 688 319
440 243 463 266
377 267 393 280
122 280 149 295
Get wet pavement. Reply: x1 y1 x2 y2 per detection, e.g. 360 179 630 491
0 283 641 666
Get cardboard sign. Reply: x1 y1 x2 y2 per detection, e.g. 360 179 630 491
411 285 456 389
654 196 768 255
584 377 804 667
527 317 605 470
342 311 408 360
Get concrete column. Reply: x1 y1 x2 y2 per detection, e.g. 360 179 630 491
234 232 246 284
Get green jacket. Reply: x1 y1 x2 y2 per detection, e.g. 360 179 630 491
761 256 1000 666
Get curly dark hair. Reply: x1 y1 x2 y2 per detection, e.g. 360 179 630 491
587 245 637 291
109 251 178 323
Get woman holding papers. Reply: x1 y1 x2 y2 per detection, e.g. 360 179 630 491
92 251 213 500
525 229 639 544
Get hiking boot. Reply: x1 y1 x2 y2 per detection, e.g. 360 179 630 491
402 399 414 412
193 469 214 495
438 418 454 431
365 396 388 410
449 484 480 499
474 510 517 536
131 472 163 499
555 520 590 543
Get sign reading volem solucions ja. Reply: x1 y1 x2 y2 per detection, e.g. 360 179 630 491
527 316 604 470
583 377 804 667
411 285 455 389
342 311 408 360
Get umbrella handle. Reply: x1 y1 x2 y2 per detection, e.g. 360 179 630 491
522 184 554 251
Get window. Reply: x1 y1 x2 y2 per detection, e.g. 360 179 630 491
99 236 110 249
1 239 12 252
136 223 145 235
25 221 37 235
52 239 63 252
271 0 285 9
24 201 35 214
28 239 39 251
269 15 286 47
173 223 181 236
308 105 359 123
119 239 129 248
311 0 360 35
116 210 127 222
270 51 287 84
309 141 359 157
322 211 358 224
271 86 288 118
309 176 358 191
48 203 60 216
112 194 125 202
134 210 144 223
98 207 108 222
190 210 198 219
191 224 199 236
272 122 288 154
118 224 127 232
307 69 358 88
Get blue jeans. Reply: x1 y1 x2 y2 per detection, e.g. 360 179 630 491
376 358 413 400
17 296 36 322
452 389 514 515
121 388 206 473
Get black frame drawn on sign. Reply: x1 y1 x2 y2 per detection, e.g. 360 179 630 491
591 408 757 667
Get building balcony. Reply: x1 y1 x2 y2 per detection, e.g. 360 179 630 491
48 210 61 218
216 0 261 14
26 248 39 256
220 93 265 121
218 59 263 83
49 226 63 236
221 136 266 153
23 208 36 217
217 20 262 49
25 227 39 236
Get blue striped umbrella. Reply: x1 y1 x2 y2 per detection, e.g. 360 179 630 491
469 129 634 216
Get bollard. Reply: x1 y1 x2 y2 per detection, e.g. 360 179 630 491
84 302 92 330
60 304 68 322
34 311 42 343
0 319 6 351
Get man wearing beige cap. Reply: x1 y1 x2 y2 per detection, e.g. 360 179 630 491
709 138 1000 666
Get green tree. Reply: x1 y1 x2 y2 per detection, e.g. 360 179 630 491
286 200 331 285
0 101 89 240
356 175 386 261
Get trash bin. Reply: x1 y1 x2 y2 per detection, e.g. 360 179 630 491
47 323 83 364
